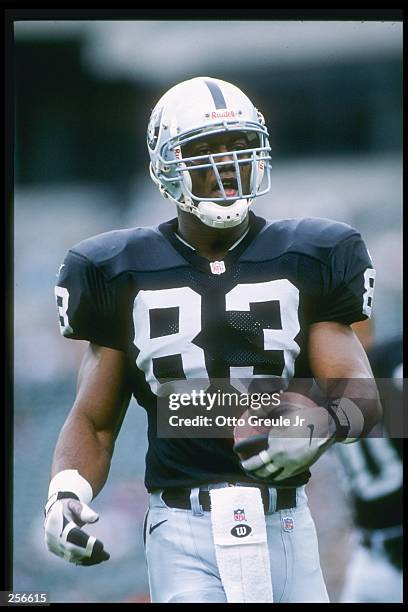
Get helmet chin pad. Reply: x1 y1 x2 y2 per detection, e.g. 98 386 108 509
194 199 250 229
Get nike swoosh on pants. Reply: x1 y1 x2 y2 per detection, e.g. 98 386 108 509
149 519 168 534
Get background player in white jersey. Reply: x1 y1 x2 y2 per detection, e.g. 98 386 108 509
44 77 382 602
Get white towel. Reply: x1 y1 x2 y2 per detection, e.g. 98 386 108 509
209 486 273 603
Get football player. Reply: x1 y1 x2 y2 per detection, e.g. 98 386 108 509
336 327 402 603
45 77 382 603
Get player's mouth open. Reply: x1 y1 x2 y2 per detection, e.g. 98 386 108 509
213 178 238 199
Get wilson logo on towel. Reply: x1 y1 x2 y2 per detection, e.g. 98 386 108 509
231 524 252 538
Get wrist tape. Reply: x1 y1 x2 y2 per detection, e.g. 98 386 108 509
327 397 365 443
46 469 93 513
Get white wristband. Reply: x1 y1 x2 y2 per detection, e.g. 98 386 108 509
47 469 93 505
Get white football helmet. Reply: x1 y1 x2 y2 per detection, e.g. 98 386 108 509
147 76 271 228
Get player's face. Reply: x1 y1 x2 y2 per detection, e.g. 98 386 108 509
182 132 253 205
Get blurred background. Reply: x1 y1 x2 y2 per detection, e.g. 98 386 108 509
13 19 402 603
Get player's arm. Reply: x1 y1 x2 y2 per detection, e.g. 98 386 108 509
234 326 381 481
44 343 132 565
308 320 382 437
51 343 131 494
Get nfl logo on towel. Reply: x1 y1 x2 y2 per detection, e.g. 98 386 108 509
282 516 294 532
234 508 246 522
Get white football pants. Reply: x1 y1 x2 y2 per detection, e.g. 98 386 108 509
144 486 329 603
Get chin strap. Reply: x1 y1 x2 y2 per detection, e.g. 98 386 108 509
194 199 251 228
167 192 252 229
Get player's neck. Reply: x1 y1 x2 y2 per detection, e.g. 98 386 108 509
176 210 250 261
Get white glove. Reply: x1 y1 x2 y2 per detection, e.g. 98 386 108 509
44 470 110 566
234 392 355 482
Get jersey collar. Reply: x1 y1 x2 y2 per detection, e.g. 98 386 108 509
158 212 266 275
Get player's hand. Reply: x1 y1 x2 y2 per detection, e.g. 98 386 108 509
44 493 110 566
233 392 338 482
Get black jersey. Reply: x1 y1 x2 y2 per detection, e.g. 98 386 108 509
336 336 402 531
55 212 375 491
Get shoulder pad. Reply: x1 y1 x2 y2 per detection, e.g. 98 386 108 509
243 217 360 264
69 226 187 279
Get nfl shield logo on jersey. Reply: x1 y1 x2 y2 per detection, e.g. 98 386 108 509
282 516 294 532
210 260 226 275
234 508 246 522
